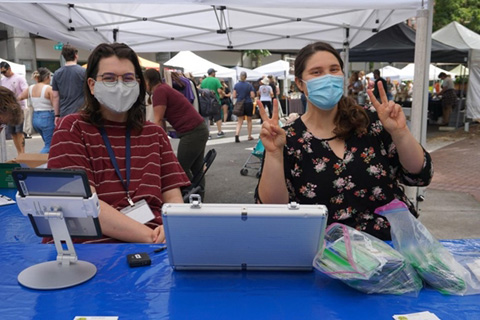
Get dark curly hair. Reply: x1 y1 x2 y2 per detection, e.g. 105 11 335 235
0 86 24 125
82 43 146 132
294 41 369 139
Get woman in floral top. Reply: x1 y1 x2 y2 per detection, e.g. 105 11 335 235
256 42 433 240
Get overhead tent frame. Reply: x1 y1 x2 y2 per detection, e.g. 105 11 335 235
0 1 425 52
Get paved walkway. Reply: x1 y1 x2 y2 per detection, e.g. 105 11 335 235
427 123 480 202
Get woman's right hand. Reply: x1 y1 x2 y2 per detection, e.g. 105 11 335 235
258 99 286 156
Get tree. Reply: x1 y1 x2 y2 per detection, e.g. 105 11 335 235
244 50 271 68
433 0 480 33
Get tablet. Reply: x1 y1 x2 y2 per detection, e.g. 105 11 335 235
12 168 101 238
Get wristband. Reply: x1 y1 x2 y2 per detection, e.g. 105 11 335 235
55 115 60 117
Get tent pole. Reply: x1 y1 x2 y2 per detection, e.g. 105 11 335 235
408 4 433 208
343 27 350 97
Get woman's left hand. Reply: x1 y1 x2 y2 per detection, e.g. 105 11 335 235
367 81 408 136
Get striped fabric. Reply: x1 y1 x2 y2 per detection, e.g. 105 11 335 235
48 114 190 226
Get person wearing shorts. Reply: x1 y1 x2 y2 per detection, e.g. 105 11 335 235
1 61 28 155
233 71 255 143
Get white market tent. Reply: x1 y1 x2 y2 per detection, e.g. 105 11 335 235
0 1 426 52
253 60 291 79
366 66 402 81
449 64 469 76
399 63 454 81
432 21 480 121
231 66 263 81
0 58 26 78
164 50 236 79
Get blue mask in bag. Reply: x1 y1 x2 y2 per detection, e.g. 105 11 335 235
304 74 344 110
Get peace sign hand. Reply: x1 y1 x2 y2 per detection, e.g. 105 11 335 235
258 99 286 156
367 81 408 136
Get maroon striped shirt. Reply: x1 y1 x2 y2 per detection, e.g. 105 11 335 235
48 114 190 225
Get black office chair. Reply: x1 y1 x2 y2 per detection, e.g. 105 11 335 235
182 148 217 202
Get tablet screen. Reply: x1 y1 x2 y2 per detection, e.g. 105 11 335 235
13 169 91 198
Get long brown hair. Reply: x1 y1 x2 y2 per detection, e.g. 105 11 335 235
295 41 369 139
0 86 24 125
82 43 146 132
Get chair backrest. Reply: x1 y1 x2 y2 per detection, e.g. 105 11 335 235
190 148 217 187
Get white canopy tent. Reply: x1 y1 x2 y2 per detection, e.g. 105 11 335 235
449 64 469 76
432 21 480 121
399 63 454 81
0 1 426 52
164 50 236 79
0 58 26 78
366 66 402 81
253 60 291 79
231 66 263 81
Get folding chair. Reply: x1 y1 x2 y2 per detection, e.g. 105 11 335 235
182 148 217 202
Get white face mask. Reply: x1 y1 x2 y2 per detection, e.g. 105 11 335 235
94 81 140 113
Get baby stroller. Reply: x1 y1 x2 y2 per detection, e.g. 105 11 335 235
240 139 265 178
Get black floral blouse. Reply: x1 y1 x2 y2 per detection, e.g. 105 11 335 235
259 107 433 240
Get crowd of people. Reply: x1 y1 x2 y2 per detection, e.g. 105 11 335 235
0 40 437 244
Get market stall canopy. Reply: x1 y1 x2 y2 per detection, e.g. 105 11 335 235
0 1 427 52
349 23 468 63
165 51 236 79
254 60 292 80
432 22 480 121
0 58 26 77
231 66 263 81
449 64 469 76
399 63 454 81
366 66 402 81
432 21 480 50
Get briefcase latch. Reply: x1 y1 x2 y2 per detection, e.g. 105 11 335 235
288 202 300 210
189 194 202 208
241 207 248 221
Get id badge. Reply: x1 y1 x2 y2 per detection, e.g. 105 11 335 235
120 199 155 224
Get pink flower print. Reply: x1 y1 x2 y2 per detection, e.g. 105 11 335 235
374 217 389 230
299 182 317 198
344 151 354 163
303 143 313 153
330 194 344 204
333 177 346 189
303 131 313 140
312 157 328 173
369 186 386 201
354 189 367 198
367 164 386 179
291 163 302 177
333 207 355 220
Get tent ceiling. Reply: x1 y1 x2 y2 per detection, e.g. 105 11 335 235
0 1 427 52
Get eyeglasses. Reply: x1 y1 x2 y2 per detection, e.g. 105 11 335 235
95 72 138 87
0 70 6 75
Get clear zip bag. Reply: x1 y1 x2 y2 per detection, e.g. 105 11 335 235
376 199 480 295
313 223 422 295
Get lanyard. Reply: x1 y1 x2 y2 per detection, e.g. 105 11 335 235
99 126 134 206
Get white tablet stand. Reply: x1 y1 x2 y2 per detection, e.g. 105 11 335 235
16 194 101 290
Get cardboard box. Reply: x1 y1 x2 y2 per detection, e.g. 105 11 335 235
6 153 49 169
0 163 21 188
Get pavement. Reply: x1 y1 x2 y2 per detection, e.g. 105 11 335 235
6 119 480 240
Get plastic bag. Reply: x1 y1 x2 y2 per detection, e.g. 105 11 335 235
313 223 422 295
376 199 480 295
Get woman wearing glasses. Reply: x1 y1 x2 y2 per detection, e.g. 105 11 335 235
47 43 190 244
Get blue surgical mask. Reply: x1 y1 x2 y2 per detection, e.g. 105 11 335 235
303 74 344 110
